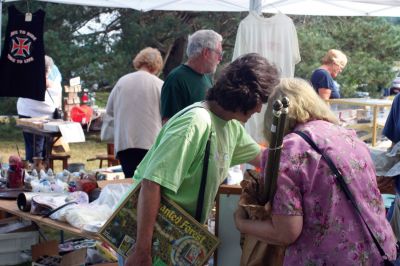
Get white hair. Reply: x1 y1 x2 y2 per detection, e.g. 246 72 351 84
45 55 54 74
186 29 223 58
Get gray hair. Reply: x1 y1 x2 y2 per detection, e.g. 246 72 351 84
186 29 223 58
45 55 54 74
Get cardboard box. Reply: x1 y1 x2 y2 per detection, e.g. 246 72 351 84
69 77 81 87
0 216 38 234
73 85 82 92
0 219 39 265
32 240 87 266
16 117 49 129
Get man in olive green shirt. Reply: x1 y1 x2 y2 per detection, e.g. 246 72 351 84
161 29 223 124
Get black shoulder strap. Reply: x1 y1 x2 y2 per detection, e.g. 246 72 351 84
294 131 392 264
195 130 212 222
46 89 55 104
176 105 212 222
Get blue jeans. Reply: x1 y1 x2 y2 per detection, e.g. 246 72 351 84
19 115 46 162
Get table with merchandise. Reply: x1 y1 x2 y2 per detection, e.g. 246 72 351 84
327 98 392 146
0 198 100 241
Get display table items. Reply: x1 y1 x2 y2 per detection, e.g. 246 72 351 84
16 118 85 164
327 98 392 146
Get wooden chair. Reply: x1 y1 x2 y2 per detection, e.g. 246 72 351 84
48 154 71 170
87 143 119 168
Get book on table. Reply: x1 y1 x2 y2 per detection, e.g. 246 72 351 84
98 183 219 266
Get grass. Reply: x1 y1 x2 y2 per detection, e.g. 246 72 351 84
1 117 108 265
0 93 113 265
95 91 109 108
0 120 107 172
0 91 112 172
0 124 99 262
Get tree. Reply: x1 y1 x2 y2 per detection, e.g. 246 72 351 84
2 2 400 115
294 16 400 97
0 3 245 89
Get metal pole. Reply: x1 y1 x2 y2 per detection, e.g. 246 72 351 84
249 0 262 15
263 99 282 203
267 97 289 203
0 0 3 52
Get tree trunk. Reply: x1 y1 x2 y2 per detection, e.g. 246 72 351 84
162 36 187 78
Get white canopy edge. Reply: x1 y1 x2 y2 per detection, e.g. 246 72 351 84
1 0 400 50
1 0 400 17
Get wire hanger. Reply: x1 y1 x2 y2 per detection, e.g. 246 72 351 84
249 0 263 16
25 0 32 22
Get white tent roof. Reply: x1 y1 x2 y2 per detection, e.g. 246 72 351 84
2 0 400 17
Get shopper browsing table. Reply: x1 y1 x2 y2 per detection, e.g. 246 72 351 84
123 53 280 266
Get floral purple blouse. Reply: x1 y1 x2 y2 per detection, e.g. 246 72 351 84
261 120 396 266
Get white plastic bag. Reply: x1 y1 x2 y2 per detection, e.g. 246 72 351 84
100 114 114 143
57 183 131 231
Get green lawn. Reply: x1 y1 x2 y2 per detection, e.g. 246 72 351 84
0 91 111 171
95 91 109 108
0 120 107 172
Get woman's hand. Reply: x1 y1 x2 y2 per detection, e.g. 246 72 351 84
234 206 248 231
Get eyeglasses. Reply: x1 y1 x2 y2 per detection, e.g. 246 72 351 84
209 48 224 59
334 62 345 72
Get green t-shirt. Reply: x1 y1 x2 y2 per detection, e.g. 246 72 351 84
134 103 260 223
160 64 212 119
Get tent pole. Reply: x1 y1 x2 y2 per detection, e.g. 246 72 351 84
249 0 262 15
0 0 2 51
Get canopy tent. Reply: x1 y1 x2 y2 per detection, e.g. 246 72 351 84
1 0 400 66
1 0 400 16
2 0 400 47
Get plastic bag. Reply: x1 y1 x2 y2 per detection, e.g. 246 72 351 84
31 191 89 217
55 183 131 231
100 113 114 143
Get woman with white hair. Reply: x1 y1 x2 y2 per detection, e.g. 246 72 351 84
105 47 164 178
234 78 396 265
310 49 347 99
17 55 62 162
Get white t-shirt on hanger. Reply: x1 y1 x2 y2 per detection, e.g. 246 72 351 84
232 11 301 144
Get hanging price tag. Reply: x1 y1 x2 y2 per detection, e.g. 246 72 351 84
25 13 32 22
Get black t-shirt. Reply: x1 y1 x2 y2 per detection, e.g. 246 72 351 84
0 5 46 101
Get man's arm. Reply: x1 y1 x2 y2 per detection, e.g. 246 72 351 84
125 179 161 266
318 88 332 100
247 147 266 168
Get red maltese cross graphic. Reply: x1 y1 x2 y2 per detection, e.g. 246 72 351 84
11 37 31 57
